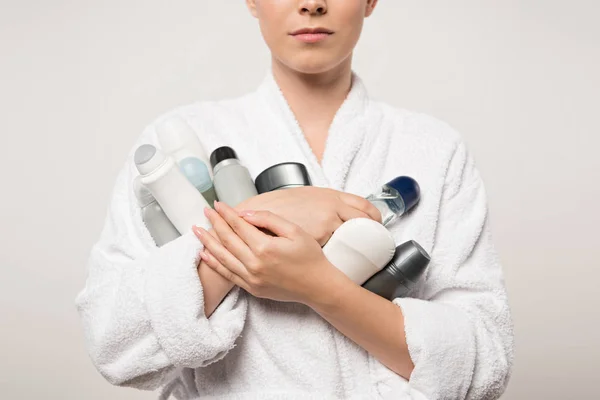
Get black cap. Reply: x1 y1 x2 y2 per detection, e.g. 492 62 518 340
210 146 238 168
386 240 430 283
386 176 421 213
255 162 312 193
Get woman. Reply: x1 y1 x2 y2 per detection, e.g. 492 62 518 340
76 1 513 399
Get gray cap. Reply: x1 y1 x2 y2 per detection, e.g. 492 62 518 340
134 144 167 175
386 240 431 283
255 162 312 193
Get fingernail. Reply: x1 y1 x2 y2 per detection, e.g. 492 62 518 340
239 210 255 217
214 201 221 211
204 207 211 217
199 251 208 261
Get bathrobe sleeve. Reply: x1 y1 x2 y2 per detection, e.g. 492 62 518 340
75 123 248 390
393 141 514 400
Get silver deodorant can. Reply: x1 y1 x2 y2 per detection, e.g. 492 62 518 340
210 146 258 207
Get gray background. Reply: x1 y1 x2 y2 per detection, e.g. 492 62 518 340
1 1 598 399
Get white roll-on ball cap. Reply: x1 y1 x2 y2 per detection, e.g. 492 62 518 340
331 218 396 265
323 218 397 285
134 144 168 175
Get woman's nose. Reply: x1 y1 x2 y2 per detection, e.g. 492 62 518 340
298 0 328 16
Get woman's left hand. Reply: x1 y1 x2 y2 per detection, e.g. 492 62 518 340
192 200 339 304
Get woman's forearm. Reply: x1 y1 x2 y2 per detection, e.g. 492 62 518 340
305 263 415 380
199 260 236 317
198 228 236 317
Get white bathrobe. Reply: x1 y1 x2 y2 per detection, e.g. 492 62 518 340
75 69 514 399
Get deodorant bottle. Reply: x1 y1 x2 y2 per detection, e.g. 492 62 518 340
255 162 312 193
179 156 218 207
362 240 430 300
366 176 421 226
133 176 181 246
156 115 213 179
134 144 211 234
210 146 258 207
322 218 397 285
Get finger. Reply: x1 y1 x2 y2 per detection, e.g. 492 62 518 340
207 228 220 241
214 201 270 249
240 210 301 240
338 192 382 223
337 204 371 223
202 206 256 265
200 250 251 293
193 226 251 281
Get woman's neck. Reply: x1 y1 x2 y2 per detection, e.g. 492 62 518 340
271 57 353 162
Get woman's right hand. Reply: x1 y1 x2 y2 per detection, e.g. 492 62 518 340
232 187 381 246
197 187 380 314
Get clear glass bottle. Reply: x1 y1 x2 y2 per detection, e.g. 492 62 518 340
366 176 421 226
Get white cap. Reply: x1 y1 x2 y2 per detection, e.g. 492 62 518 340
332 218 396 267
156 116 198 155
134 144 167 175
155 116 213 178
322 218 397 285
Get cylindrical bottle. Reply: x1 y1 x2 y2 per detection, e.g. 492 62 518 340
366 176 421 226
210 146 258 207
133 176 181 246
179 156 218 207
156 115 213 179
134 144 211 234
255 162 312 193
322 218 397 285
362 240 430 300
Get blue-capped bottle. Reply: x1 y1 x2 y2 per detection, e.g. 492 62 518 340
179 156 218 207
366 176 421 226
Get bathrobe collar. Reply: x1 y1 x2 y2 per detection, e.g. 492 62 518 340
256 68 370 191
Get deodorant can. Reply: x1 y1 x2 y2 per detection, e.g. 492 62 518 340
210 146 258 207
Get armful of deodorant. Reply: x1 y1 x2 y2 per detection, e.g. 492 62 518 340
132 122 432 302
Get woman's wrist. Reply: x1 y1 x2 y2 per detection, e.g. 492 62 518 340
302 260 354 313
198 240 236 317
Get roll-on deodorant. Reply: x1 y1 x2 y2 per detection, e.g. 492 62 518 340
133 176 181 246
255 162 312 193
322 218 397 285
134 144 211 234
362 240 430 300
366 176 421 226
179 156 218 207
210 146 258 207
156 115 213 179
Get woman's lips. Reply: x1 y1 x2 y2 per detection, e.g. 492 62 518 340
292 32 332 43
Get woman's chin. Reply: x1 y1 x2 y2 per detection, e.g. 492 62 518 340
283 57 345 76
